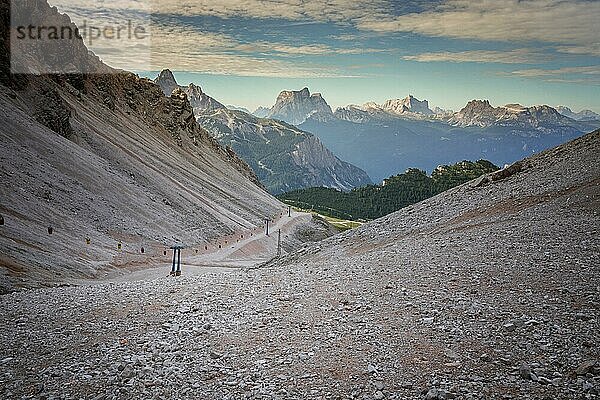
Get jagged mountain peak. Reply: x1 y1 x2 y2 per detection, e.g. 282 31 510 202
153 70 226 113
157 68 175 80
382 95 434 116
253 106 271 118
186 82 203 94
448 100 582 129
196 107 371 193
154 69 179 96
267 87 334 125
461 99 493 112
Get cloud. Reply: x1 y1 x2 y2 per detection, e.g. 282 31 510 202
91 23 361 77
149 0 391 23
556 44 600 57
50 0 391 24
48 0 599 78
51 0 600 59
356 0 600 51
147 25 377 75
402 49 547 64
234 42 383 56
505 65 600 84
510 66 600 77
48 0 386 76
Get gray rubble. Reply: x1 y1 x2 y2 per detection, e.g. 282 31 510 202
1 132 599 398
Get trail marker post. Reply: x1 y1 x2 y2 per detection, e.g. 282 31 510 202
266 219 269 236
288 206 291 217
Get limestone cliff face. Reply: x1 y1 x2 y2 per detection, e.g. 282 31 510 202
266 87 334 125
447 100 583 132
290 135 372 191
197 108 372 193
383 95 433 115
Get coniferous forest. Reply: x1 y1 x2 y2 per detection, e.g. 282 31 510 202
277 160 499 220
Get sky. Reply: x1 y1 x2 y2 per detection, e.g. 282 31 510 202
51 0 600 113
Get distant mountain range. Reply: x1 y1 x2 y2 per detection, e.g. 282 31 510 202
154 71 371 194
555 106 600 121
252 89 599 183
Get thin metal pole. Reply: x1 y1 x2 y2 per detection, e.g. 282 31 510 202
176 248 182 275
171 248 176 275
266 219 269 236
288 206 291 217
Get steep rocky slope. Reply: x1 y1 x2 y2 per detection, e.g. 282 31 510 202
197 107 372 193
0 0 287 292
1 129 597 398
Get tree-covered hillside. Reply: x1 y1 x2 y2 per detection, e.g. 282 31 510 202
277 160 499 220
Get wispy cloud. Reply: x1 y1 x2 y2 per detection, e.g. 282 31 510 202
149 0 391 23
556 44 600 57
510 66 600 77
402 49 548 64
233 42 383 56
148 25 375 76
49 0 386 76
357 0 600 55
51 0 391 24
48 0 600 80
93 24 361 77
504 65 600 84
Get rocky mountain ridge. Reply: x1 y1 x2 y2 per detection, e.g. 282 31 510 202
333 95 593 131
382 95 434 115
556 105 600 121
152 71 372 193
154 69 227 114
255 88 597 134
447 100 580 130
196 107 372 193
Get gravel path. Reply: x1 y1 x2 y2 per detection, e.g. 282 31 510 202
93 210 314 283
1 132 599 399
